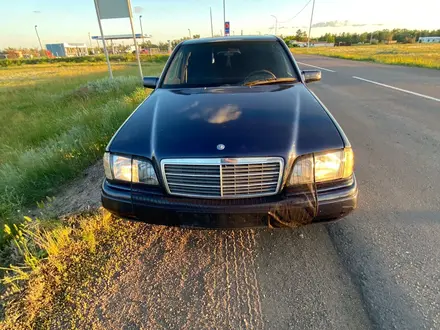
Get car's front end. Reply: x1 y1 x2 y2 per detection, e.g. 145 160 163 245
101 151 357 228
101 36 358 228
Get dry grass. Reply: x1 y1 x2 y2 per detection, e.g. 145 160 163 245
0 209 145 329
292 43 440 69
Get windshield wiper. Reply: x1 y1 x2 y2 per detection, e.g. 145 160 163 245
244 77 297 86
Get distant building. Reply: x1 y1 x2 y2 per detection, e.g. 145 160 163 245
418 36 440 43
294 41 334 47
0 51 23 59
309 42 335 47
45 43 88 57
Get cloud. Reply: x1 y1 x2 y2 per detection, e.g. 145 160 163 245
134 6 143 14
32 10 41 14
311 20 383 28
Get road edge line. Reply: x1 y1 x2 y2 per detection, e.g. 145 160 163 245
297 62 336 73
352 76 440 103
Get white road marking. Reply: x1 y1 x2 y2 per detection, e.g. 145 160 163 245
297 62 336 72
353 76 440 103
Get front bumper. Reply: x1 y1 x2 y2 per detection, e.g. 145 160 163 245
101 175 358 228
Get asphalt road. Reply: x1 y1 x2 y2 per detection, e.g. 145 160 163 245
80 56 440 329
295 55 440 329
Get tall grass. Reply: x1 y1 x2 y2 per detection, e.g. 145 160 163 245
292 43 440 69
0 63 164 250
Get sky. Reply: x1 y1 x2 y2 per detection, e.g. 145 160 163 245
1 0 439 49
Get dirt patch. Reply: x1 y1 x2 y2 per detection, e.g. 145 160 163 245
29 160 103 219
48 226 264 329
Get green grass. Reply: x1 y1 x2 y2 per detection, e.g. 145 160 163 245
0 62 164 249
292 43 440 69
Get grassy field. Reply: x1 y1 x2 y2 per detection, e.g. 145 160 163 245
0 62 164 248
0 62 166 327
292 43 440 69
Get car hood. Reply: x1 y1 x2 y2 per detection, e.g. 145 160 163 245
109 84 344 162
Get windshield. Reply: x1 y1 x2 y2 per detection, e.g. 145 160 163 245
162 41 297 88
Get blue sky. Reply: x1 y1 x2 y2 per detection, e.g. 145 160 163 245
1 0 439 49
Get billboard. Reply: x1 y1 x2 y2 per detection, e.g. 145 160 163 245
96 0 130 19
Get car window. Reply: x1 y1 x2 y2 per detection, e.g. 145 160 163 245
165 50 184 84
162 41 297 88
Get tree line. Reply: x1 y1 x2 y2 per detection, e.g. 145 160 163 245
282 28 440 45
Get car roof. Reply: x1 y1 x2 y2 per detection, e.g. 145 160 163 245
181 35 279 45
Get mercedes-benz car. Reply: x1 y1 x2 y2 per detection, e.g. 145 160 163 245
101 36 358 228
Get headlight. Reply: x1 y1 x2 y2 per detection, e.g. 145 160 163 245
288 147 354 185
103 153 159 185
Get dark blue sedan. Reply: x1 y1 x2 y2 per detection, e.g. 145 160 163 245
101 36 357 228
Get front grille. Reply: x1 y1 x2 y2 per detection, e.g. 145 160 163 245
162 158 284 198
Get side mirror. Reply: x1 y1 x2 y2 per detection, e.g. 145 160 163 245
302 70 321 83
143 76 159 89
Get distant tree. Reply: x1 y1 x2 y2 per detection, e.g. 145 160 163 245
295 29 307 42
359 32 368 43
139 40 158 49
326 34 336 43
192 34 200 39
171 37 190 48
157 41 169 52
282 35 296 45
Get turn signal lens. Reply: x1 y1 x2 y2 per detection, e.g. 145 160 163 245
342 147 354 179
112 155 132 182
103 152 112 180
289 154 314 185
132 159 159 185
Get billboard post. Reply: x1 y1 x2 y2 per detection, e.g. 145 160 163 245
94 0 143 80
127 0 143 79
93 0 113 79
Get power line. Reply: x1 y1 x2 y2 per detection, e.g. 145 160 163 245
279 0 312 23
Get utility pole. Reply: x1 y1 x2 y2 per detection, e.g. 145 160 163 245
223 0 226 36
139 15 145 45
241 29 243 35
88 32 93 50
307 0 316 47
188 29 191 38
270 15 278 35
34 25 43 53
370 31 374 44
210 7 214 37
